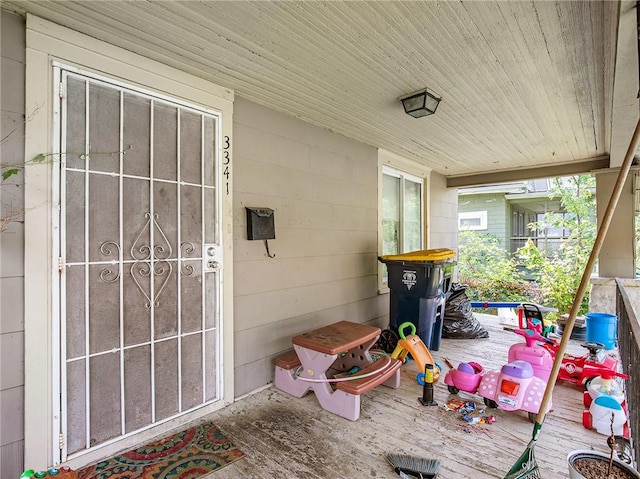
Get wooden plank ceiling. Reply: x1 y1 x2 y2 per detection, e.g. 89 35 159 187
4 1 636 183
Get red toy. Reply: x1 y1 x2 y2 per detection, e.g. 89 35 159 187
581 368 629 438
583 393 629 437
541 339 622 388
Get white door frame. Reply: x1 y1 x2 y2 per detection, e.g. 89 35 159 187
24 15 235 470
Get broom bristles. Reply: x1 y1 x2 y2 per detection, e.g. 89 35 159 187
385 454 440 478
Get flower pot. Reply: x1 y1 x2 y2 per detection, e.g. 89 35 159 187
607 436 633 465
568 449 640 479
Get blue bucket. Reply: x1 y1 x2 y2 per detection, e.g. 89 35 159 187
585 312 618 350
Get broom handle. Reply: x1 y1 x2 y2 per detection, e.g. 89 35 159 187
535 117 640 427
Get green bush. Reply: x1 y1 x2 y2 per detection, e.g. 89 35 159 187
457 175 595 322
516 176 595 319
457 230 543 304
517 239 590 320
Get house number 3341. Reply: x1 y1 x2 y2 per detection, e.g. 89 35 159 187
223 135 230 195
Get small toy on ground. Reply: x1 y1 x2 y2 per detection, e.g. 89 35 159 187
391 322 441 384
463 413 496 425
444 397 469 411
443 399 496 425
582 370 629 437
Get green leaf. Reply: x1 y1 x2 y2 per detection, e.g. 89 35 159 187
2 168 20 181
32 153 46 163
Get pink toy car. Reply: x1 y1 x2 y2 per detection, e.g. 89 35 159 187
444 361 484 395
506 328 554 382
477 360 551 422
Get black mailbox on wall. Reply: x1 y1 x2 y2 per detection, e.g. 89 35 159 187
246 207 275 240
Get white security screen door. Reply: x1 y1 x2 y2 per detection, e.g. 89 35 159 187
57 68 223 459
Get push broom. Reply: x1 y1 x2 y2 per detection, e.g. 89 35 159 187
504 117 640 479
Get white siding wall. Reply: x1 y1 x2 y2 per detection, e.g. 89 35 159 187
428 171 458 251
0 10 26 479
232 98 388 396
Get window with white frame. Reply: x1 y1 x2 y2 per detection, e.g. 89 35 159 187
458 210 487 230
381 166 424 286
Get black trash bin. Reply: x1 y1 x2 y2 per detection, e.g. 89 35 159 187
378 249 456 351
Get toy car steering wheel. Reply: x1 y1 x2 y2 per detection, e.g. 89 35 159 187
581 342 606 353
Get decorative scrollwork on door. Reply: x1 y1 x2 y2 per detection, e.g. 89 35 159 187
130 212 173 260
131 260 173 309
99 241 121 283
180 242 196 276
130 213 174 307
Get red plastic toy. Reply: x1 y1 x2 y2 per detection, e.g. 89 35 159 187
583 392 629 437
581 369 630 438
541 339 622 388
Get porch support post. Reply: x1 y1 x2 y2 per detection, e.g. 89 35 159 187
595 168 636 279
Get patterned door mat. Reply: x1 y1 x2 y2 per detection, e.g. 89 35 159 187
78 421 245 478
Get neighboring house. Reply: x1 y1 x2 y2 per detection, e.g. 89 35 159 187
0 3 639 478
458 179 575 254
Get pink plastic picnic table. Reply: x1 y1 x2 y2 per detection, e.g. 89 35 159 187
275 321 400 420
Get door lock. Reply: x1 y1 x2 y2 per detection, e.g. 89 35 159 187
204 244 221 273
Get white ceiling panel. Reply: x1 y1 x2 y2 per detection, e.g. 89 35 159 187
4 1 636 183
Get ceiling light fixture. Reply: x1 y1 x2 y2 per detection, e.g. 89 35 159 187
399 88 441 118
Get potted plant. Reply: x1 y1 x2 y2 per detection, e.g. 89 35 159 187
568 417 639 479
567 449 640 479
567 413 640 479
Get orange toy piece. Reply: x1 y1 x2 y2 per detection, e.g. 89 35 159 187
391 322 441 382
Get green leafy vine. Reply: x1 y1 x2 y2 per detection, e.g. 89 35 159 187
1 145 133 182
1 146 133 233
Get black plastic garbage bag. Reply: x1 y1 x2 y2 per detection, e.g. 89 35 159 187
443 283 489 339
